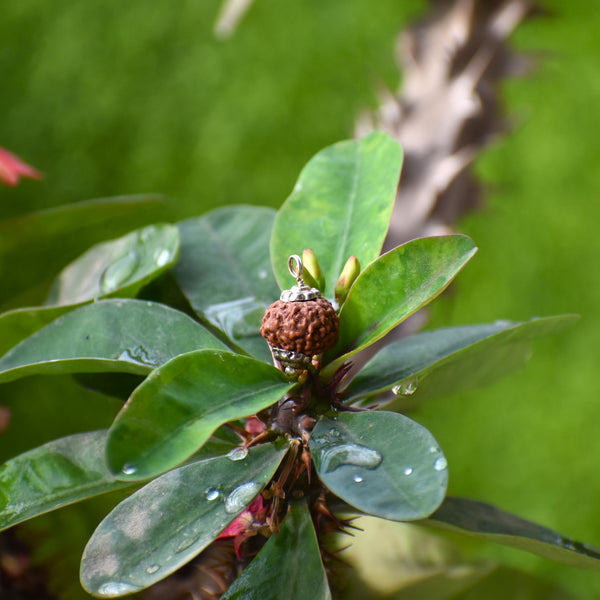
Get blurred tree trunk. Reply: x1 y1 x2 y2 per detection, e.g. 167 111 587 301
357 0 539 250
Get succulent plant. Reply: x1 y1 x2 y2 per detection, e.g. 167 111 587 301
0 133 595 600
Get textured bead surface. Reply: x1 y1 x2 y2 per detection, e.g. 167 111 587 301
260 297 339 356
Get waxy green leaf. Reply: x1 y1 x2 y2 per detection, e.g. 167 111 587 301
0 300 226 383
106 350 294 480
0 304 75 357
310 411 448 521
271 131 402 297
0 431 131 531
0 195 165 310
322 235 477 378
345 315 578 407
45 224 180 305
173 206 278 361
0 225 181 356
222 501 331 600
426 497 600 571
81 442 287 597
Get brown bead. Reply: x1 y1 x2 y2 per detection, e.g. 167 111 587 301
260 297 339 356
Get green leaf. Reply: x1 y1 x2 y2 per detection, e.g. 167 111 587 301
0 195 165 309
0 304 75 357
45 224 180 305
0 431 132 532
322 235 477 378
106 350 294 480
270 131 403 297
0 299 226 383
80 442 287 597
309 411 448 521
425 497 600 571
222 501 331 600
173 205 279 361
345 315 579 407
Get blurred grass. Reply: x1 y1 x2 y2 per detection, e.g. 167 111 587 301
418 2 600 598
0 0 423 221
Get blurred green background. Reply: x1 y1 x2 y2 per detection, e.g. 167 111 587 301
1 0 600 598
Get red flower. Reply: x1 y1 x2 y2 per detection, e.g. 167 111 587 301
0 147 41 186
217 495 266 559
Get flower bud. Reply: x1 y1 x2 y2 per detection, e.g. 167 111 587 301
302 248 325 292
335 255 361 305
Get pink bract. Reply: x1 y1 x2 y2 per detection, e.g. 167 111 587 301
0 146 41 186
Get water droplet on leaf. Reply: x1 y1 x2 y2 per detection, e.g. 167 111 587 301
139 226 156 242
404 467 413 476
100 251 139 294
146 564 160 575
433 457 448 471
154 248 171 267
226 446 248 462
98 582 140 597
392 378 418 396
117 345 154 366
353 474 363 483
175 535 199 553
494 320 513 327
224 482 261 514
204 487 220 501
122 463 136 476
319 443 382 473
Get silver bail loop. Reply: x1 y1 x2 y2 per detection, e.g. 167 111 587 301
288 254 305 285
280 254 321 302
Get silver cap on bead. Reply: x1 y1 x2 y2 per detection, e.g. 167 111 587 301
279 254 321 302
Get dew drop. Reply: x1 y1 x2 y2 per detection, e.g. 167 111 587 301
226 446 248 462
257 269 267 280
392 378 418 396
428 445 439 454
494 319 513 328
122 463 137 476
100 251 139 294
353 474 364 483
433 457 448 471
98 581 140 597
224 482 261 514
404 467 413 476
175 535 199 553
139 226 157 242
204 487 220 501
319 443 382 473
154 248 171 267
117 345 154 366
146 564 160 575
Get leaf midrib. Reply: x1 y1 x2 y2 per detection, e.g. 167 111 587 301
331 147 361 293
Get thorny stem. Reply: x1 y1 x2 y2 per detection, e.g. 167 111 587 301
224 353 370 563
